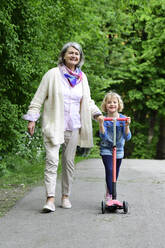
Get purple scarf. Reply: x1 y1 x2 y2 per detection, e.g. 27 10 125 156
60 65 82 87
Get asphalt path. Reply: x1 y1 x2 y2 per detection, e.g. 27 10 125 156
0 159 165 248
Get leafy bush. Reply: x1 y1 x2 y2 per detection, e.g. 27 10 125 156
0 98 24 154
1 0 165 176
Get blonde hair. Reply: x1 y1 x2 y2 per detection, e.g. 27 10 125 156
101 91 124 113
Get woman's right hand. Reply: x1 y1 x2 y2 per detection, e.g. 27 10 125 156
28 121 35 136
97 115 104 126
98 116 105 134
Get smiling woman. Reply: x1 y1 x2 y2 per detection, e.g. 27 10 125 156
23 42 104 213
64 47 81 71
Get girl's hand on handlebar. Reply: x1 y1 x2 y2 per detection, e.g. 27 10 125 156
125 117 131 126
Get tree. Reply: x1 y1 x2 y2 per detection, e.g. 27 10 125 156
96 0 165 158
0 0 165 163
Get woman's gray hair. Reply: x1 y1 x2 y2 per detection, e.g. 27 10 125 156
58 42 84 68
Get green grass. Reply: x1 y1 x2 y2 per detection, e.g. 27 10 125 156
0 154 96 189
0 158 44 188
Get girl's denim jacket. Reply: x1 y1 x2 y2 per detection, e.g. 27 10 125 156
99 114 131 159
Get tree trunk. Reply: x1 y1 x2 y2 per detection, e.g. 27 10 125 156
156 115 165 159
148 111 156 144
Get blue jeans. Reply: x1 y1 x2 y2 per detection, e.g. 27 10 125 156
102 155 122 195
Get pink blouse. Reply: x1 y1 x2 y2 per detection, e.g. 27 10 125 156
61 73 82 131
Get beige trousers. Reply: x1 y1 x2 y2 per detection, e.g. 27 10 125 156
44 129 79 197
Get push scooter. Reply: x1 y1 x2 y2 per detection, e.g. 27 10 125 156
101 117 129 214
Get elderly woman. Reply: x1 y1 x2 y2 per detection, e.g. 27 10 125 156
23 42 103 213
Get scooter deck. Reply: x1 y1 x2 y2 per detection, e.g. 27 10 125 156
106 199 123 211
106 199 123 207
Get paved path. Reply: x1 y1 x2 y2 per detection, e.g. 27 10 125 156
0 159 165 248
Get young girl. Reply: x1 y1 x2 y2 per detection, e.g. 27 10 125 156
98 91 131 205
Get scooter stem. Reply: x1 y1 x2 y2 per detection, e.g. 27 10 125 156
112 118 117 199
104 117 129 200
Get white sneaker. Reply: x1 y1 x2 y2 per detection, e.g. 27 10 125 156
61 198 72 209
42 201 55 213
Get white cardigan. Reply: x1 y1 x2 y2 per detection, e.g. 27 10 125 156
26 67 101 147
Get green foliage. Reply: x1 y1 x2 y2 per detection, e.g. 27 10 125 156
95 0 165 158
0 120 44 176
0 98 23 153
0 153 45 185
131 133 156 159
0 0 165 177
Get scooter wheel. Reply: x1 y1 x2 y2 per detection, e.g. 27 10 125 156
101 200 106 214
123 201 128 214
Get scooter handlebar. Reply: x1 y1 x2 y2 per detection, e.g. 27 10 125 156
104 117 129 121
